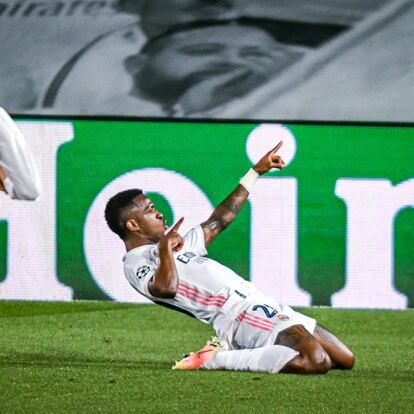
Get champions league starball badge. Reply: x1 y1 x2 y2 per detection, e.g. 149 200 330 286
136 265 150 279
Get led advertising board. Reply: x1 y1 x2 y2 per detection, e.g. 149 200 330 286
1 119 413 308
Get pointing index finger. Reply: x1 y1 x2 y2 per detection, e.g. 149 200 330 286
168 217 184 234
271 140 283 154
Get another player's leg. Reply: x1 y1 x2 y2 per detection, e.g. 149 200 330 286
276 324 332 374
313 324 355 370
0 107 41 200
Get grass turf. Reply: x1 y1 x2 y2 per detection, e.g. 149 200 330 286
0 301 413 413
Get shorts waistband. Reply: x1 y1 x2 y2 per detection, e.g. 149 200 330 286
220 286 254 319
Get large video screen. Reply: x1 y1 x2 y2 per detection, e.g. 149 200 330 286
0 0 413 122
0 118 413 309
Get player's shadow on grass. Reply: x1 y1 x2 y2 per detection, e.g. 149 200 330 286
0 351 172 370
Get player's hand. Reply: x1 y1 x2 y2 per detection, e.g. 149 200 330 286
0 166 9 194
252 141 285 175
159 217 184 252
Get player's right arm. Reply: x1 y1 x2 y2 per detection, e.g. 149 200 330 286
201 141 285 248
148 218 184 298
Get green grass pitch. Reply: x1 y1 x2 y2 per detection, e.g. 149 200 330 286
0 301 413 413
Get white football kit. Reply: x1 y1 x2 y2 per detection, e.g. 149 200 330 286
0 107 41 200
123 225 316 373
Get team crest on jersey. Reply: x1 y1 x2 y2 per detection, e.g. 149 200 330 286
277 314 289 321
136 265 150 279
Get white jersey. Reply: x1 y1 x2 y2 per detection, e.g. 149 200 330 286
123 225 316 349
123 225 251 321
0 107 41 200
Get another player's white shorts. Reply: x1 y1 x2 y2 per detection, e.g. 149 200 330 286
0 107 41 200
213 285 316 350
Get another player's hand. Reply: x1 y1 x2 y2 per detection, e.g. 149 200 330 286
253 141 285 175
0 166 9 194
159 217 184 253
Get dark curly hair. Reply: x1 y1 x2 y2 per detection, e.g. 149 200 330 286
104 188 143 239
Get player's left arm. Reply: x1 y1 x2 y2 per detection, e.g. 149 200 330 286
201 141 285 248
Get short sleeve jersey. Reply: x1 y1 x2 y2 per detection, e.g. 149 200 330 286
123 225 251 323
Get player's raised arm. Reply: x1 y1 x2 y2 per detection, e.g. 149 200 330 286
148 217 184 298
201 141 285 248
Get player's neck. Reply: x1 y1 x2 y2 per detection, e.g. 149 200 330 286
125 234 156 252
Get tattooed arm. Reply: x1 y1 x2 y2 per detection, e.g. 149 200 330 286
201 184 249 247
201 141 285 248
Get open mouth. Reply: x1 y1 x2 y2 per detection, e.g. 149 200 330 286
187 63 244 85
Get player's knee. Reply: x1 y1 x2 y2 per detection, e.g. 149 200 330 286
299 340 332 374
342 350 355 370
315 351 332 374
283 349 331 375
307 349 331 374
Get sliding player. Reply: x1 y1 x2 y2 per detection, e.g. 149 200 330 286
0 107 41 200
104 142 354 374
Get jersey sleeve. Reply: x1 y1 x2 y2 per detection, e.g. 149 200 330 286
182 225 207 256
124 259 157 298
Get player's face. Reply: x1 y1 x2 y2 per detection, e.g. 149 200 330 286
134 24 303 113
130 195 168 241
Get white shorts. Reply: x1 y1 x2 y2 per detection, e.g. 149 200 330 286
213 287 316 350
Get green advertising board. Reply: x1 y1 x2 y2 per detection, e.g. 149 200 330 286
0 119 413 308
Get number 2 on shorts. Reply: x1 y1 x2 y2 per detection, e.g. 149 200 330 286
252 304 277 318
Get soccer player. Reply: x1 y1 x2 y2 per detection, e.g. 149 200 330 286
104 142 354 374
0 107 41 200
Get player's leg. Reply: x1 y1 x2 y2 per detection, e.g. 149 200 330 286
313 324 355 370
184 326 331 375
0 107 41 200
174 337 300 374
276 324 332 374
202 344 299 373
201 335 331 375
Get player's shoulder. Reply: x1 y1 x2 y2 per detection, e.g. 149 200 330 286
182 225 208 256
182 224 204 242
123 244 157 266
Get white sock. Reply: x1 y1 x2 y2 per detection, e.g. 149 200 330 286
203 345 299 373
